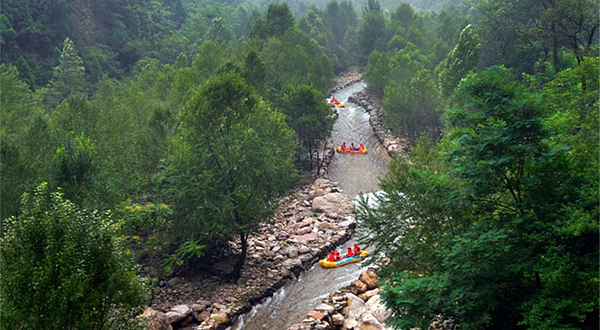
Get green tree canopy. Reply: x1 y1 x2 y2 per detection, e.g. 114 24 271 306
160 72 296 279
1 182 148 329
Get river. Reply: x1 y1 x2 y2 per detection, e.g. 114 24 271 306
229 81 390 330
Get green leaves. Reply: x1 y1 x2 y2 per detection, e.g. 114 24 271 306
1 183 148 330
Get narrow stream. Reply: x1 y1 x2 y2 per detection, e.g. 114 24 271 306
229 81 390 330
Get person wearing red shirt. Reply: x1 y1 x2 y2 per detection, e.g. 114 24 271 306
346 247 354 258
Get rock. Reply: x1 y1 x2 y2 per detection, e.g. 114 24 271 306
363 288 380 302
167 277 181 286
307 310 326 320
359 270 379 290
312 193 353 218
338 219 355 229
358 312 385 330
296 227 312 235
283 258 303 269
318 222 334 230
139 307 173 330
171 305 191 318
210 312 229 324
314 303 335 315
351 279 368 294
299 245 311 254
197 311 211 322
166 311 186 324
292 232 317 242
286 247 299 258
332 313 345 326
345 293 367 324
365 295 390 324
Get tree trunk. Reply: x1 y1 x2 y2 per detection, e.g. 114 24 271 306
230 232 248 280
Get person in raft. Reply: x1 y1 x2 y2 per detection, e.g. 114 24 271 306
327 250 336 262
346 247 354 258
353 243 361 254
335 251 342 261
341 141 347 150
351 143 359 151
359 144 365 151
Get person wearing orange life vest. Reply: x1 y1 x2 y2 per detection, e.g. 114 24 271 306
353 243 361 254
346 247 354 258
351 143 359 151
341 142 347 151
359 144 365 151
327 250 336 262
335 251 342 261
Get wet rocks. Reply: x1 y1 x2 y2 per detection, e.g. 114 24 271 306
148 178 356 330
288 268 392 330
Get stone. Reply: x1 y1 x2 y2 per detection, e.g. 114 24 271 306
286 247 299 258
210 312 229 324
364 288 380 301
358 312 385 330
312 193 353 218
314 303 335 315
167 277 181 286
345 293 367 324
197 310 211 322
317 222 334 230
139 307 173 330
296 227 312 235
338 219 355 229
171 305 191 318
298 245 311 254
283 258 303 269
166 311 186 324
332 313 345 326
359 270 379 290
307 310 326 320
365 295 391 324
351 279 368 294
292 232 317 242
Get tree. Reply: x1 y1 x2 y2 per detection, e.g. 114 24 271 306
1 183 148 329
251 3 295 40
357 65 598 329
160 72 296 279
46 37 87 106
278 85 334 175
438 24 481 98
357 0 387 63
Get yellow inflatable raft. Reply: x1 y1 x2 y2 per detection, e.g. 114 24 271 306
335 103 346 108
319 251 369 268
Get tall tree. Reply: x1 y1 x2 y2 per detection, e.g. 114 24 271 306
160 72 296 279
278 85 334 175
438 24 481 98
357 0 387 63
46 37 87 106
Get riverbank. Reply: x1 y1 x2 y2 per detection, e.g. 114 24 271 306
142 178 357 330
286 266 391 330
348 90 408 157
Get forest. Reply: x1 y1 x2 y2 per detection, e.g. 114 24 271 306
1 0 598 329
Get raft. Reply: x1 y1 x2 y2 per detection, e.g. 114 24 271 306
337 147 368 154
335 103 346 108
320 251 369 268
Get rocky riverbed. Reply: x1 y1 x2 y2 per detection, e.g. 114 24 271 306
286 267 391 330
141 178 359 330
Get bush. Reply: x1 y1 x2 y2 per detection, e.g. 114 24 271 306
0 183 148 330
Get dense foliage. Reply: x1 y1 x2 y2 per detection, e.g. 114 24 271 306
1 183 148 329
1 0 598 328
358 60 599 329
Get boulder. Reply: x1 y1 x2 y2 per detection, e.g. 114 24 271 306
359 270 379 290
345 293 366 322
286 247 299 258
365 295 390 324
298 245 311 254
139 307 173 330
317 222 334 231
167 277 181 286
358 312 385 330
332 313 345 326
166 311 186 324
351 279 368 294
171 305 191 318
314 303 335 315
210 312 229 324
296 227 312 235
312 193 353 218
292 233 317 242
307 310 326 320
